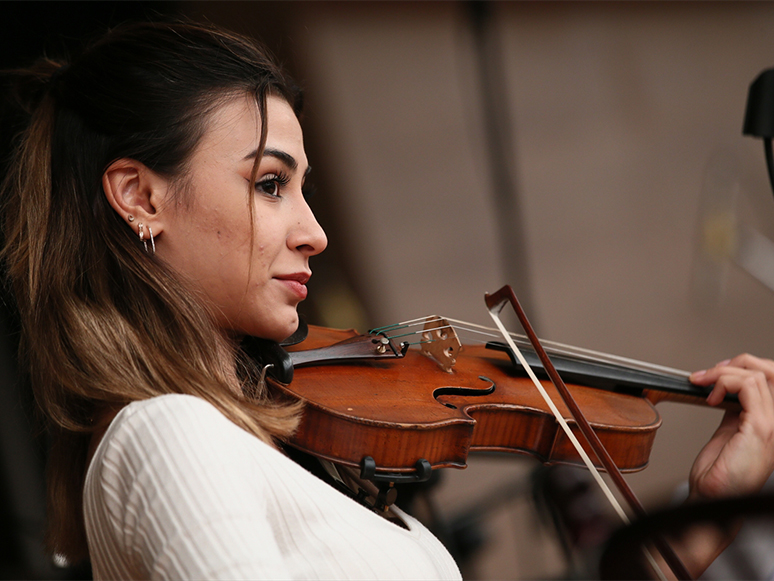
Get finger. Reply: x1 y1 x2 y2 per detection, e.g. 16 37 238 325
726 353 774 382
705 369 773 413
690 359 731 385
692 362 758 386
691 355 774 385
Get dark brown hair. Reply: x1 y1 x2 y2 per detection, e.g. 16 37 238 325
2 20 304 563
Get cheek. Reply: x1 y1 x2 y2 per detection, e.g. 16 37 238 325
251 215 286 258
208 203 253 250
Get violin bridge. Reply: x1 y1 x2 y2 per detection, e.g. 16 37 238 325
420 316 463 373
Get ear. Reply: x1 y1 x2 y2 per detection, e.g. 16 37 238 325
102 158 169 237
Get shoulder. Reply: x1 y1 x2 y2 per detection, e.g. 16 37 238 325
109 392 233 433
88 394 277 486
97 394 257 456
84 394 289 527
84 395 291 579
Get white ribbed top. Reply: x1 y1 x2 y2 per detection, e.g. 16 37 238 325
83 394 461 580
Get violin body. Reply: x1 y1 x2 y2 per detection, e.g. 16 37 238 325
273 325 662 476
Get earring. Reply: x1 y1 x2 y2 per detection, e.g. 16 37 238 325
139 223 148 252
148 226 156 255
127 215 134 223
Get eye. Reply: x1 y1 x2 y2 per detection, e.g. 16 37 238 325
255 172 290 197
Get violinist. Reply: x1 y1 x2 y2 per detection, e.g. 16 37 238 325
1 21 456 579
1 19 772 580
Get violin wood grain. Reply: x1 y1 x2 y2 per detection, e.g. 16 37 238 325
274 326 662 476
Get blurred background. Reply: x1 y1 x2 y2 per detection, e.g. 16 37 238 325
3 1 774 578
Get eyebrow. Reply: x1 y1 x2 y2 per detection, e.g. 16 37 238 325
244 147 312 177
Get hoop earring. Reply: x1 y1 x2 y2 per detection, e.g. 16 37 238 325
139 223 148 253
148 226 156 255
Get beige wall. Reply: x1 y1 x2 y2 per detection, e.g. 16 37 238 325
188 2 774 577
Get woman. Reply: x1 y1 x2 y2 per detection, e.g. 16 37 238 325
2 21 457 579
1 19 772 580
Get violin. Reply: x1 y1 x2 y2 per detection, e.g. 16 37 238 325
246 301 734 484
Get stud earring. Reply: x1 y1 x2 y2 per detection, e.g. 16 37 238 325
127 215 134 223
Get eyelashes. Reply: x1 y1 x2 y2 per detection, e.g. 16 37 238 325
254 170 316 201
255 171 291 197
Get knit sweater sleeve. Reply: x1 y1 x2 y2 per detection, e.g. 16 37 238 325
84 394 291 580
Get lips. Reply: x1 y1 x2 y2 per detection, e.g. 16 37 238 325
274 272 311 300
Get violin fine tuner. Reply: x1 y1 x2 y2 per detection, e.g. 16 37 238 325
372 336 392 354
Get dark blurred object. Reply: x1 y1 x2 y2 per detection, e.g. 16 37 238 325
531 465 617 577
395 470 489 566
743 67 774 199
599 492 774 580
466 0 536 320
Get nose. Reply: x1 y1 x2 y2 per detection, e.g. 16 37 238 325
289 197 327 257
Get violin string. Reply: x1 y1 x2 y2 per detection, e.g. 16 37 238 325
442 317 690 378
370 317 430 334
373 316 690 379
372 318 480 347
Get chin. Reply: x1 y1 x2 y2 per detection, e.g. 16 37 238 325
255 314 299 343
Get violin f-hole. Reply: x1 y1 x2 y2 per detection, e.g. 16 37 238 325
433 376 495 409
